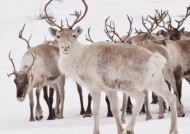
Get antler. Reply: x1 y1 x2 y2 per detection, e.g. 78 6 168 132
25 52 37 75
7 51 17 77
104 17 116 42
19 24 32 49
104 15 133 43
150 10 171 32
44 0 63 29
66 0 88 29
175 5 190 29
134 28 144 35
122 15 133 42
86 27 94 43
144 10 168 33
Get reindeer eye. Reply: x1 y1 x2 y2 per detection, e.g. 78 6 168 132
72 35 76 38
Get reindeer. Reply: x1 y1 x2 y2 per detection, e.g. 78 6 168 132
155 6 190 41
103 11 185 121
16 24 57 120
8 28 65 121
43 39 86 116
44 0 178 134
133 6 190 117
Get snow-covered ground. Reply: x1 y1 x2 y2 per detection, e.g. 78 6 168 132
0 0 190 134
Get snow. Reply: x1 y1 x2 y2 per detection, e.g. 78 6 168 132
0 0 190 134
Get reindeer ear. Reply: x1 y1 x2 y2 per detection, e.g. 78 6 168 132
74 26 83 35
49 27 58 37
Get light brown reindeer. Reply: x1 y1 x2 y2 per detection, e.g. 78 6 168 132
133 6 190 117
17 24 57 120
104 11 184 121
45 0 178 134
8 27 65 121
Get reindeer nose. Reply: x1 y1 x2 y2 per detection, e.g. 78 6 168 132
17 91 24 98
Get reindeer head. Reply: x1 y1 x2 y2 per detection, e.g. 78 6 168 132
8 52 36 102
155 6 189 41
44 0 88 55
156 28 185 41
49 26 83 55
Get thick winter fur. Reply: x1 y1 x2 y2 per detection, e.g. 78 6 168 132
123 33 185 118
12 44 65 121
49 26 178 134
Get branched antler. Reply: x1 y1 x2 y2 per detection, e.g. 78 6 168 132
122 15 133 42
104 15 133 43
67 0 88 29
149 10 171 32
86 27 94 43
104 17 115 42
19 24 32 49
175 5 190 29
7 51 17 77
44 0 63 29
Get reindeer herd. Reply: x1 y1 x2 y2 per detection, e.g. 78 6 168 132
7 0 190 134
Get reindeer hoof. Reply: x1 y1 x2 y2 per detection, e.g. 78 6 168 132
80 110 86 115
58 115 64 119
178 113 185 117
29 118 35 121
127 130 134 134
35 116 43 121
158 116 164 119
107 112 113 117
83 113 93 118
47 115 55 120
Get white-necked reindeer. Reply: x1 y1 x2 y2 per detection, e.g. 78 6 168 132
45 0 178 133
8 42 65 121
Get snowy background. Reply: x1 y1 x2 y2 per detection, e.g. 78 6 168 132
0 0 190 134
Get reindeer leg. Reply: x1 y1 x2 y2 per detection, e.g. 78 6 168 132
144 90 152 120
121 93 128 123
83 94 93 117
154 78 178 133
151 92 158 104
122 90 145 134
105 95 113 117
76 82 85 115
48 87 55 120
43 86 49 106
127 97 133 114
57 76 65 119
28 90 35 121
106 91 123 134
35 86 43 120
90 90 101 134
